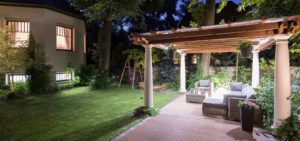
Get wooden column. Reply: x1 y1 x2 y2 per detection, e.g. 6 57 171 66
252 50 260 88
179 53 187 93
273 34 292 127
144 44 153 108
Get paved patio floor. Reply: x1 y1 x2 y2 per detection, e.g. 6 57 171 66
117 94 275 141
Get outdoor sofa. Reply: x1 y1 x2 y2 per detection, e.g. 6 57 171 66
202 82 260 121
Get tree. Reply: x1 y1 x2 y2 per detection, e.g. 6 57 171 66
69 0 145 74
0 27 27 76
218 0 300 18
187 0 216 76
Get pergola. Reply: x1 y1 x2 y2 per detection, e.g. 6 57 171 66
131 15 300 127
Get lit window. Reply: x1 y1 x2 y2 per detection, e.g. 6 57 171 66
56 25 73 51
7 20 30 48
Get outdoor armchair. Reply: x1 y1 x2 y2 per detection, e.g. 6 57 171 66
194 80 214 96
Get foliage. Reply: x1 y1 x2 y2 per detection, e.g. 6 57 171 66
12 82 29 96
238 66 251 84
0 26 27 75
69 0 145 22
122 49 145 67
260 58 274 78
256 76 274 131
154 59 176 85
187 63 205 89
187 0 205 27
168 77 179 90
237 41 252 50
275 72 300 140
133 106 158 118
209 70 232 88
90 71 112 89
76 65 96 86
238 99 259 110
58 77 81 91
274 89 300 141
25 36 52 94
290 28 300 53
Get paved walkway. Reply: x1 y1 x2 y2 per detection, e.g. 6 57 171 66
117 94 275 141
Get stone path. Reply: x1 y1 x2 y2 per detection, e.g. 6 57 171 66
117 94 275 141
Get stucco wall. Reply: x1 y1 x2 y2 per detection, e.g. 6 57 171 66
0 5 86 72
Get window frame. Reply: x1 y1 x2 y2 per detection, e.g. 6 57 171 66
56 25 74 52
6 19 30 48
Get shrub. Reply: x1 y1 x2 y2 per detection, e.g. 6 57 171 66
274 92 300 141
26 64 52 94
187 63 205 89
25 36 52 94
168 77 179 90
274 71 300 140
76 65 96 86
58 76 80 90
256 76 274 132
133 106 158 118
90 71 112 89
209 70 232 88
154 59 176 85
238 66 251 84
12 82 29 95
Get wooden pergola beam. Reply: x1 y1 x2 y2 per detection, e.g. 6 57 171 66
182 48 238 54
138 22 279 40
174 45 236 49
148 30 274 44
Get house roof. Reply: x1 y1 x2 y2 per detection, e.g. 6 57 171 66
0 0 84 20
131 15 300 54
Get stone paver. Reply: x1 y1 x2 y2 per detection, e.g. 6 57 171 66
117 94 275 141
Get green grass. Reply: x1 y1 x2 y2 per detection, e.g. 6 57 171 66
0 85 180 141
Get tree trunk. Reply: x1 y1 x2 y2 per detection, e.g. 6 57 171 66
201 0 215 76
94 17 112 77
98 18 112 73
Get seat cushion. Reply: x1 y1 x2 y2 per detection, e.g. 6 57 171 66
199 80 210 87
230 91 243 95
203 98 227 108
230 82 243 91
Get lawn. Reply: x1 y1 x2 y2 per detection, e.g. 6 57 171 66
0 85 180 141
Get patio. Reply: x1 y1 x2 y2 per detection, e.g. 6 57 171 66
116 94 275 141
131 15 300 128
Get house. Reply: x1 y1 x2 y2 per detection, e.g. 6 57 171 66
0 0 86 83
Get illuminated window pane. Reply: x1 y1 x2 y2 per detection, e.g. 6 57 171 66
56 26 72 51
7 20 30 48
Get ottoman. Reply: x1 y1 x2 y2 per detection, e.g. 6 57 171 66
186 93 205 103
202 98 228 118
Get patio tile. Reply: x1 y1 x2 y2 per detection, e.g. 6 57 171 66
117 95 275 141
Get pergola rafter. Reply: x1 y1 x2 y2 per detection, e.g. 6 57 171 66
132 15 300 54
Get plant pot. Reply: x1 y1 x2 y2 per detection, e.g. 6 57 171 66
240 107 255 132
240 46 253 58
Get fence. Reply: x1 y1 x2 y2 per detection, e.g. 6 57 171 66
5 71 74 85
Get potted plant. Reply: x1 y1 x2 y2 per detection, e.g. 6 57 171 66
237 41 253 58
238 99 259 132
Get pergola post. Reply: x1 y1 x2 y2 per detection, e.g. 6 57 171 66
144 44 153 108
179 53 187 93
251 50 260 88
273 34 292 127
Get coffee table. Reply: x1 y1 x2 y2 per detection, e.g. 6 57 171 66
186 91 207 103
